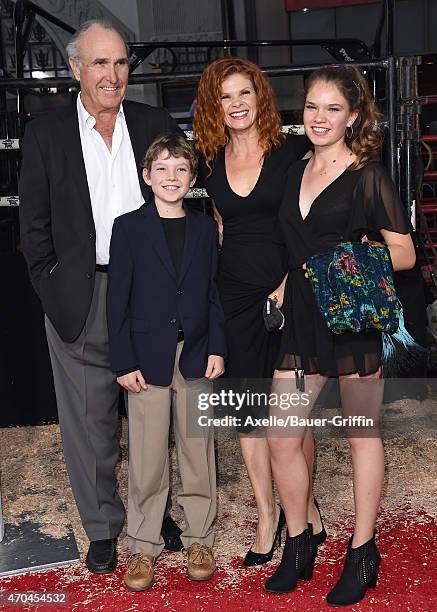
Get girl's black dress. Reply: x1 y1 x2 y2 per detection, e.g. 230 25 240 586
277 159 412 377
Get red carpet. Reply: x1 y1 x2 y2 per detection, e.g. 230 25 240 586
1 513 436 611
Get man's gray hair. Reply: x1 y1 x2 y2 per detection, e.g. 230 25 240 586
66 18 129 69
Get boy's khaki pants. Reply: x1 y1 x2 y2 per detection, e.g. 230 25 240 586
126 342 216 557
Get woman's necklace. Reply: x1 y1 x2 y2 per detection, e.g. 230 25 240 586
316 151 353 176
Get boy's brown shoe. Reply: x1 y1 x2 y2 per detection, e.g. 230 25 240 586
186 543 216 581
124 553 155 591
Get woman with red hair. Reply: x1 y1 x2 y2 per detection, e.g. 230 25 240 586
193 57 323 566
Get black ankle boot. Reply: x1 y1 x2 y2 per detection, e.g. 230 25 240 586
326 534 381 607
264 527 315 594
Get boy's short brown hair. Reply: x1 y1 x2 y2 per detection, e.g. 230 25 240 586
142 132 198 177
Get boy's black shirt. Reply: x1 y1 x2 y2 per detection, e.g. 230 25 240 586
161 216 186 277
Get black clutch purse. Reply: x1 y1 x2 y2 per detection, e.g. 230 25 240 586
263 298 285 332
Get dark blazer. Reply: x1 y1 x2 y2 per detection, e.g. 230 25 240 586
19 99 182 342
107 202 227 386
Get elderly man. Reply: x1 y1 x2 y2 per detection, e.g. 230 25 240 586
19 19 183 573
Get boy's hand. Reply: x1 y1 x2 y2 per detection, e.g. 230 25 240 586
117 370 147 393
204 355 225 380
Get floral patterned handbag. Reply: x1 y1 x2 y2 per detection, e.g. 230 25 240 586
306 241 425 375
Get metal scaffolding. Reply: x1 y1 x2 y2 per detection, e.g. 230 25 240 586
0 0 423 268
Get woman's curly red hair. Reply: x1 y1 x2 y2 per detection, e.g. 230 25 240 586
193 57 284 171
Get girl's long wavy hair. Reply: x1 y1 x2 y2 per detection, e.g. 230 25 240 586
193 57 284 172
304 65 383 170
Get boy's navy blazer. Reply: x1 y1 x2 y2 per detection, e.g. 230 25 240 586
107 201 227 386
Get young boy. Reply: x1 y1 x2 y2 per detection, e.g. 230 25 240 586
107 133 226 591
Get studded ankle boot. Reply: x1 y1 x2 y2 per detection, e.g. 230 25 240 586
326 534 381 607
264 527 315 594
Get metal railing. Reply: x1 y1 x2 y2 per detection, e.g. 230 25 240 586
0 57 397 181
0 0 421 267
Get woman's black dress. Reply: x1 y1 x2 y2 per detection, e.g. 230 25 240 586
202 135 309 381
277 159 412 377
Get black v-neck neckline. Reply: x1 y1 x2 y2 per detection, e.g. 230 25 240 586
298 158 350 222
222 148 264 199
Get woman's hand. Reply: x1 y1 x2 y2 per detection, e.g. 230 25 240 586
268 279 286 308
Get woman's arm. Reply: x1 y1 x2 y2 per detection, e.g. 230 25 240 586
380 229 416 271
212 201 223 246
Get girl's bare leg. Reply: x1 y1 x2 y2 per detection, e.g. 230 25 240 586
339 370 385 547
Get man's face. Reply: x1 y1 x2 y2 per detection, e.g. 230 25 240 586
69 26 129 115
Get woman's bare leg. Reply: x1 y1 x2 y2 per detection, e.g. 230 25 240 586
268 370 326 535
239 435 279 553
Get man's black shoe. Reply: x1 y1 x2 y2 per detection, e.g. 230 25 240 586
85 538 118 573
161 515 183 551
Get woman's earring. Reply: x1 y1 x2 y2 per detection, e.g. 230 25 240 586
346 124 354 139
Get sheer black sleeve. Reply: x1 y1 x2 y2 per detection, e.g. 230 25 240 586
351 162 413 236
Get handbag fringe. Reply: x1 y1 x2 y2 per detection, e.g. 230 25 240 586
382 310 427 377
